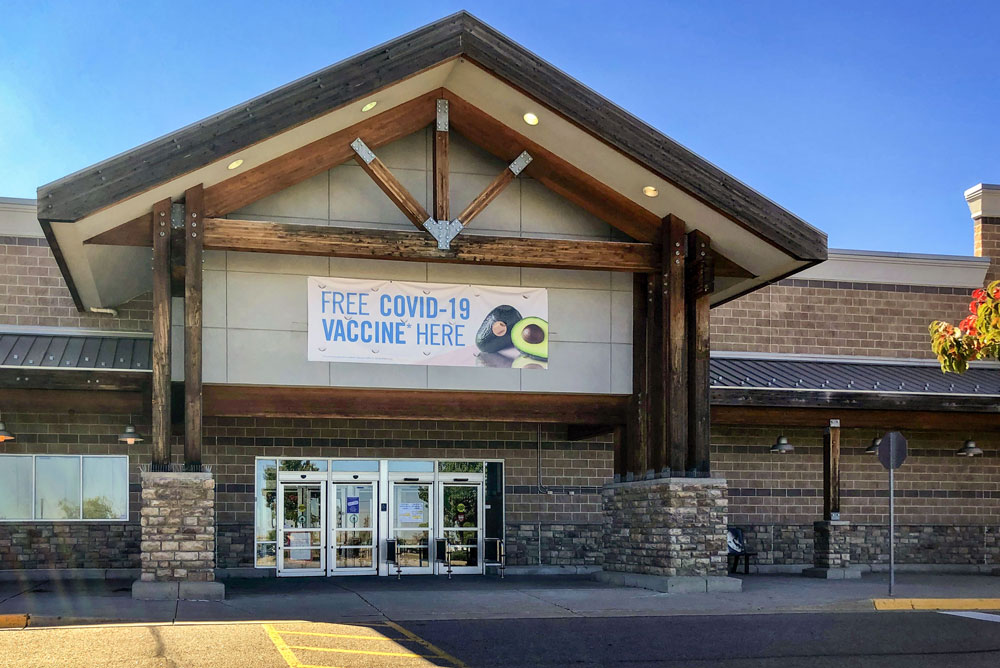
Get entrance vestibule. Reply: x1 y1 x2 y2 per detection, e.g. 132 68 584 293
263 458 501 577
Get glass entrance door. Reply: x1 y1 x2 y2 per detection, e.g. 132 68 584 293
277 482 325 577
389 481 433 574
329 481 377 575
437 483 483 575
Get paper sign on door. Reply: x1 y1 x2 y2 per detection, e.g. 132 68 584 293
346 497 360 514
398 502 425 524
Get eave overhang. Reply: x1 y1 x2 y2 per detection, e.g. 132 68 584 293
37 11 826 312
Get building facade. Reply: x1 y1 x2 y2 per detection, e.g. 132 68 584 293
3 12 992 585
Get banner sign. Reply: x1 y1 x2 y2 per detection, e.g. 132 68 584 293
307 277 548 369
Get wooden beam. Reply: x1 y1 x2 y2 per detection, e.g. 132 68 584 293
202 90 439 218
628 273 649 480
613 425 626 481
646 262 665 477
351 138 430 230
0 368 149 392
686 230 713 476
455 152 529 227
665 215 688 476
184 185 204 469
0 388 146 413
710 405 1000 432
566 424 615 441
151 197 172 467
434 99 449 221
202 218 658 272
823 419 841 521
444 91 661 242
710 388 1000 414
203 385 628 424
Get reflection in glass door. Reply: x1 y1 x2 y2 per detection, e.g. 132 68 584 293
439 484 483 574
330 482 377 574
277 483 325 577
390 483 432 574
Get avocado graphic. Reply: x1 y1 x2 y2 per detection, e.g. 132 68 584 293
512 355 548 370
511 317 548 360
475 351 513 368
475 305 522 353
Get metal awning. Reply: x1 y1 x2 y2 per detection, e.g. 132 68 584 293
0 333 151 371
711 355 1000 397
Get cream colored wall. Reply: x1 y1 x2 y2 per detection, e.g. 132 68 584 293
171 131 632 393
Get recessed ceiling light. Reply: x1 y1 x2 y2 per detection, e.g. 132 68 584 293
227 159 244 171
642 186 659 198
361 101 378 112
522 112 539 126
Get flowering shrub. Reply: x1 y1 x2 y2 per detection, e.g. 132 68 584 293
929 280 1000 373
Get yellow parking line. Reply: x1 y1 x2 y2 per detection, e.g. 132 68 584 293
874 598 1000 611
287 644 433 658
264 624 309 668
279 629 415 641
386 620 468 668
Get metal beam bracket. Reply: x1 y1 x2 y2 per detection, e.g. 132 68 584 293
350 138 375 164
436 99 449 132
508 151 533 176
425 218 464 250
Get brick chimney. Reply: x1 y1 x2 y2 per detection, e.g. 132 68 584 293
966 183 1000 283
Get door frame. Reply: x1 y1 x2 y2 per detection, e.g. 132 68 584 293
328 474 379 576
276 479 326 577
435 475 485 575
386 473 435 575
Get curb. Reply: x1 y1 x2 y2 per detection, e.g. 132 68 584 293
0 614 27 629
873 598 1000 611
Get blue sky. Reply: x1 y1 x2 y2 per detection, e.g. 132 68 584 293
1 1 997 255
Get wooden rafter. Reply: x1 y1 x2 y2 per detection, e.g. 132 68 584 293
201 90 439 218
444 91 662 243
351 138 430 230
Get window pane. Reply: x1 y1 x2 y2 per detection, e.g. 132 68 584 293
36 456 81 519
82 457 128 520
0 456 33 519
256 543 276 567
279 459 327 472
330 459 378 472
388 460 433 472
439 461 483 473
256 460 277 542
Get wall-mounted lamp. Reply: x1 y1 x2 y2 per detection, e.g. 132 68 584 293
769 435 794 454
0 413 15 443
955 439 983 457
865 435 881 454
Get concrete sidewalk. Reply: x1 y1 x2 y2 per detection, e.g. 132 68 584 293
2 573 1000 627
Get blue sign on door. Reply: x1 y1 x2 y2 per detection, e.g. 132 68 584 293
346 497 360 514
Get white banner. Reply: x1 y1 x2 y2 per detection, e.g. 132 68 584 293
307 276 548 369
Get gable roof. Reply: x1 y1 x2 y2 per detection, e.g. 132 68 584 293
38 11 825 262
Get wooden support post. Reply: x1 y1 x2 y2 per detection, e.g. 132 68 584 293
628 273 649 481
686 230 714 476
646 252 666 477
613 425 626 482
184 185 204 470
664 215 688 476
434 99 449 221
823 419 842 520
150 197 172 468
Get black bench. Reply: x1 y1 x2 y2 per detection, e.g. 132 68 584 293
727 527 757 574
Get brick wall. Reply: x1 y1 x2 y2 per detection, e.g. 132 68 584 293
712 278 971 358
0 235 151 330
974 217 1000 283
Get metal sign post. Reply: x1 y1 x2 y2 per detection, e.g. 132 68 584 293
877 431 907 597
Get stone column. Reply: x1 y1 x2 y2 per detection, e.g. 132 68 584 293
804 520 859 579
598 477 740 592
132 471 224 600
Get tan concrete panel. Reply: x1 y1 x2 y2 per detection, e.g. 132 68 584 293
547 288 610 343
427 364 521 391
520 341 611 394
227 251 329 276
227 329 329 385
520 179 613 239
329 164 428 226
449 172 520 233
329 361 427 389
226 272 308 331
611 343 632 395
610 289 632 344
233 171 329 221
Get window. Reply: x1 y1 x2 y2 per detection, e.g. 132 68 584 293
255 459 278 567
0 455 129 521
